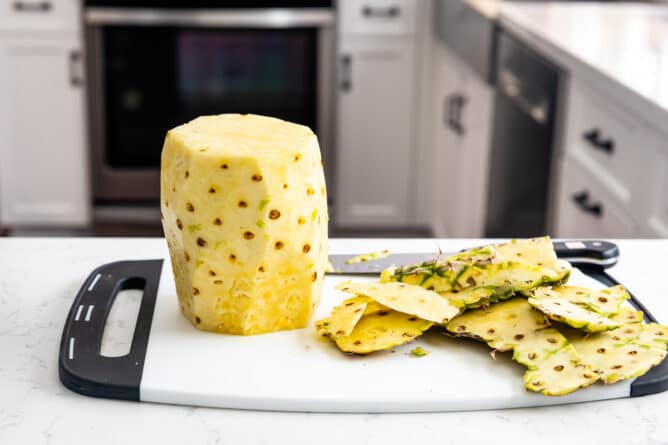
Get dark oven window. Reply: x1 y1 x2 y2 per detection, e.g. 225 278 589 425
102 26 317 168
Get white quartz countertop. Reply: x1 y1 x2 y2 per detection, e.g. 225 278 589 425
499 2 668 134
2 237 668 444
465 0 503 19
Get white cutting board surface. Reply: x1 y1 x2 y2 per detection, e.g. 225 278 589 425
140 255 631 413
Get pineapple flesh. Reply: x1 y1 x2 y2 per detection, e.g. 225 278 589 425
161 114 328 335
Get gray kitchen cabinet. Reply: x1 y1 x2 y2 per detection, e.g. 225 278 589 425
334 38 417 227
431 44 493 237
0 36 89 227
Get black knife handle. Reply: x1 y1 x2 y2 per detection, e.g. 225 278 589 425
58 259 163 401
552 240 619 268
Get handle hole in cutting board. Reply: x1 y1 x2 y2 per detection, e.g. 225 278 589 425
100 278 145 358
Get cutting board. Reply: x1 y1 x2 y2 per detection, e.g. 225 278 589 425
58 248 668 413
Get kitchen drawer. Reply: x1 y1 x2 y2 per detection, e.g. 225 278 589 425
0 0 79 33
643 147 668 238
338 0 416 36
565 79 658 213
555 160 636 238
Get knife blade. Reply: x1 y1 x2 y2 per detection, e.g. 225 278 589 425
327 240 619 275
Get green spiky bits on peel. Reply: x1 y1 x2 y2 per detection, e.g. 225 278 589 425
411 346 429 357
383 237 572 309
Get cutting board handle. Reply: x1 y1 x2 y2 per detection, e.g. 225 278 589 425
58 259 163 401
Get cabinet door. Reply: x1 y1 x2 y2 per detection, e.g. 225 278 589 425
0 38 89 226
453 65 494 237
432 46 493 238
335 39 415 227
431 43 464 237
0 0 80 34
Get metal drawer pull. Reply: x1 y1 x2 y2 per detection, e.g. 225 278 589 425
362 5 400 18
13 1 51 11
572 191 603 218
69 50 84 87
340 54 352 92
583 128 615 154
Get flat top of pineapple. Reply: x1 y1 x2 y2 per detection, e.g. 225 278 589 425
168 114 316 154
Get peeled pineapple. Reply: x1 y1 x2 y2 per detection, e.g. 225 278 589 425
161 114 328 335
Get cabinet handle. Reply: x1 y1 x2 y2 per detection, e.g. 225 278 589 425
572 191 603 218
445 94 466 136
362 5 400 18
13 1 51 11
583 128 615 154
69 50 84 88
340 54 352 92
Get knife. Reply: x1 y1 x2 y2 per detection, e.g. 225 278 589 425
327 240 619 275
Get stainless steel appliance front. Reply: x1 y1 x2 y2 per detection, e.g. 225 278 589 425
86 7 335 204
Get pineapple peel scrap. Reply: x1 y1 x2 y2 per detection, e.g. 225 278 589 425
523 345 599 396
314 237 667 397
528 288 621 333
385 236 571 309
315 296 370 339
547 285 630 317
566 323 668 384
344 249 391 264
334 310 432 354
447 298 600 395
445 298 550 351
336 281 460 324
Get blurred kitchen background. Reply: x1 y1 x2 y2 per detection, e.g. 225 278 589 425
1 0 666 238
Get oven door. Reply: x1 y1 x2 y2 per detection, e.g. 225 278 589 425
86 8 334 202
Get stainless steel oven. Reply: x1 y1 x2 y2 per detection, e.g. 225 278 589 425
85 1 335 224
